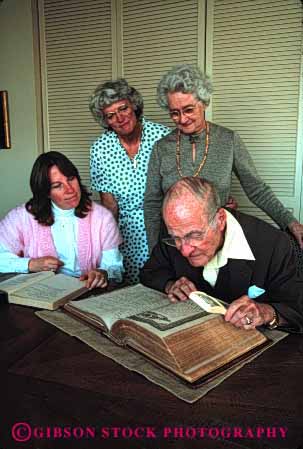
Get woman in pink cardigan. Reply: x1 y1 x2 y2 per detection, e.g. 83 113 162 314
0 152 123 289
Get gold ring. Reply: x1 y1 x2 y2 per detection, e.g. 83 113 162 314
245 316 252 325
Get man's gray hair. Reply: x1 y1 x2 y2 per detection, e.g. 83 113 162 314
89 78 144 129
163 177 220 223
157 64 213 110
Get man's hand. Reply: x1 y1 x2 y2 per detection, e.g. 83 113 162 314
28 256 64 273
288 220 303 249
80 269 108 290
164 276 197 303
224 295 275 329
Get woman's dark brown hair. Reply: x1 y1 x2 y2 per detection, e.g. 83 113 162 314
26 151 91 225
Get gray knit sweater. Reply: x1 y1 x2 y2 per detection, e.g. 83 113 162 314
144 122 295 251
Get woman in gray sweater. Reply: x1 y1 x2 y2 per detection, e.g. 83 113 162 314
144 64 303 252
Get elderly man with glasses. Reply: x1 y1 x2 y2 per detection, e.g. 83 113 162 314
140 177 303 333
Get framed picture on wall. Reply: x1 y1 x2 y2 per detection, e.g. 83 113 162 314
0 91 11 149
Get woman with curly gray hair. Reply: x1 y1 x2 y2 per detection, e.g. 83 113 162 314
144 64 303 252
89 78 169 284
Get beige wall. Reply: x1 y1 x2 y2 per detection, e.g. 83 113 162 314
0 0 39 218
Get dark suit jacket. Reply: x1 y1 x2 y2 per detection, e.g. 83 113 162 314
140 210 303 333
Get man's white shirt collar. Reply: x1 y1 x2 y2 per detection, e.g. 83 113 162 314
203 210 255 287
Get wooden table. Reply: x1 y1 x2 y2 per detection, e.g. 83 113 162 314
1 303 303 449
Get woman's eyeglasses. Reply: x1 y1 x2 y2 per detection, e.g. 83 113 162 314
169 102 200 121
104 104 130 121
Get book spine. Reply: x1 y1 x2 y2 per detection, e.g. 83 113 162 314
0 289 9 305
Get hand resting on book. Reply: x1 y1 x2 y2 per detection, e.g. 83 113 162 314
164 278 279 331
224 295 283 330
28 257 108 290
80 269 108 290
164 276 196 303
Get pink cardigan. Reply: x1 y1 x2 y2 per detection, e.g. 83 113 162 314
0 202 122 274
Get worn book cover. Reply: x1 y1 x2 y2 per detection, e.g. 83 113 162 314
64 284 268 383
0 271 87 310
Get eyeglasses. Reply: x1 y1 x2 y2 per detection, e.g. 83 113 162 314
104 103 130 121
162 214 217 248
169 102 200 121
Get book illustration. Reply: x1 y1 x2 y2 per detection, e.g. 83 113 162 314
132 311 171 323
129 300 208 330
189 291 227 315
65 284 168 330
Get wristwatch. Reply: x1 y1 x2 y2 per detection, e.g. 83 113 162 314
267 309 279 330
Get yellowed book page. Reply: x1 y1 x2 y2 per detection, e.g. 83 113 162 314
0 271 55 294
126 300 210 331
10 273 86 309
66 284 169 330
190 291 227 315
67 284 210 332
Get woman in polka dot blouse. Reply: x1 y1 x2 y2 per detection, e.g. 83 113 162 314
89 79 170 284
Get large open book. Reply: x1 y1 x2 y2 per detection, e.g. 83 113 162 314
64 284 268 384
0 271 87 310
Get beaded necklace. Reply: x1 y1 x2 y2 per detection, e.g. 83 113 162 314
176 121 210 178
